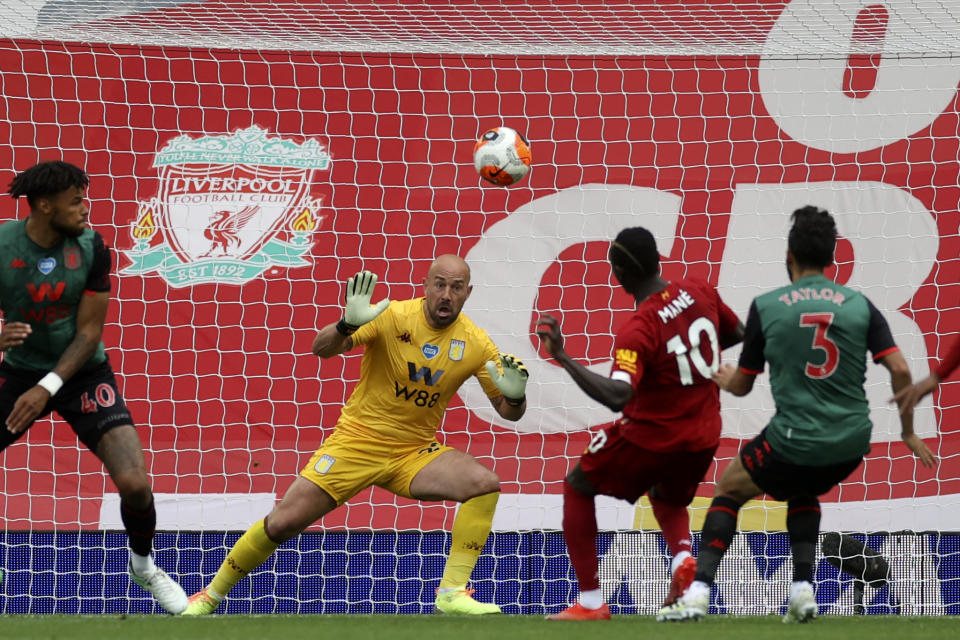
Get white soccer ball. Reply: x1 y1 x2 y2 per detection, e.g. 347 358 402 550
473 126 532 186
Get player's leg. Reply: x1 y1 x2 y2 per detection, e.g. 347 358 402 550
548 423 655 621
650 446 717 608
544 463 611 621
658 443 762 622
185 435 369 615
184 477 339 614
783 495 820 623
94 424 189 614
61 364 187 614
406 447 501 615
780 457 860 624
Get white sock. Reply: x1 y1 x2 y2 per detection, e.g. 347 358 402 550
684 580 710 600
791 580 813 596
578 589 604 610
671 550 692 575
129 551 156 577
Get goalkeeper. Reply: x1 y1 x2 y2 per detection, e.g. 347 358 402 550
184 254 528 615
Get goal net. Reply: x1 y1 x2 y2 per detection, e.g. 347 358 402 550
0 0 957 615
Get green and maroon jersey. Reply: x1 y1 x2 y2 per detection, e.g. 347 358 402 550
0 219 110 372
738 274 898 465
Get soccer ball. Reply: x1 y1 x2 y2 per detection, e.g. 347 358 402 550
473 126 532 186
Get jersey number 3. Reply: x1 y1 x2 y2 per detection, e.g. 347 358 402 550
799 312 839 379
666 317 720 386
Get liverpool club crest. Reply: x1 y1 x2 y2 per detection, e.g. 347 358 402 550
121 126 331 287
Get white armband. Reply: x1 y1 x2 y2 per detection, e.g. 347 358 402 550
37 372 64 396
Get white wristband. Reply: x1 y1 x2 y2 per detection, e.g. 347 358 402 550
37 372 64 396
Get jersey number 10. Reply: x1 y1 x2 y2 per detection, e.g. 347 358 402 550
665 317 720 386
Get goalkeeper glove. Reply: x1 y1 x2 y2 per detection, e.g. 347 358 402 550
337 270 391 336
484 353 529 406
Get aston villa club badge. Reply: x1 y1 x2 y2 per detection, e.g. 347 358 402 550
63 246 81 270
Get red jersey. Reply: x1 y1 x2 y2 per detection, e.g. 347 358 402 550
610 278 740 453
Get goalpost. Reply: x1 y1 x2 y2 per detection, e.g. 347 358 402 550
0 0 958 615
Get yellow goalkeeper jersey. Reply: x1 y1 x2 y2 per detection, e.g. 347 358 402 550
337 298 502 444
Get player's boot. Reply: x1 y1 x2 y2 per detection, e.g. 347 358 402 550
783 581 817 624
656 580 709 622
180 587 223 615
545 602 611 621
128 561 189 614
662 555 697 607
434 587 501 615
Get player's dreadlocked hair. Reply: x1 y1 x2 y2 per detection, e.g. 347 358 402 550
8 161 89 207
611 226 659 280
788 205 837 269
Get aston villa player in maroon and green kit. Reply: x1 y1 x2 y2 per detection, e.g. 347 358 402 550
659 206 936 624
0 161 187 613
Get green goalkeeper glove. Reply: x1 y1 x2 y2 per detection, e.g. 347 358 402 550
337 270 391 335
484 353 529 406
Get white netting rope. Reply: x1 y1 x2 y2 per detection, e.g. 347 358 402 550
1 1 959 57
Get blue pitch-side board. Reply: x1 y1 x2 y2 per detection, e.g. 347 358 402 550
0 531 957 615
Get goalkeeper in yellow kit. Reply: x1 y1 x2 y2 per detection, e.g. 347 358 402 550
183 255 528 615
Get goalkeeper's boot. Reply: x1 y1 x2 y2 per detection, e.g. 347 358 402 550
434 587 501 615
662 555 697 607
128 560 189 614
783 581 817 624
181 587 223 616
546 602 611 621
656 580 709 622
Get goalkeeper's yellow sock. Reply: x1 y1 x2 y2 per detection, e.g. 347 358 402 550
439 492 499 589
208 518 279 599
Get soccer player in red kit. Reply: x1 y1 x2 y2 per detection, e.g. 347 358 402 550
536 226 744 621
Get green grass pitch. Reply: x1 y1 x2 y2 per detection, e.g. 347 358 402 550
2 614 959 640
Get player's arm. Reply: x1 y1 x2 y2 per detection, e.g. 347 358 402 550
536 314 633 412
484 354 528 421
713 300 762 396
52 290 109 381
892 337 960 415
0 320 32 351
312 270 390 359
312 323 354 359
880 350 936 468
715 289 746 350
864 300 937 467
719 320 745 350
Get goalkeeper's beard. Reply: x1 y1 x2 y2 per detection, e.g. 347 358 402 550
426 300 460 328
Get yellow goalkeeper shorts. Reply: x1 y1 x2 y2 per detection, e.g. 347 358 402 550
300 427 453 505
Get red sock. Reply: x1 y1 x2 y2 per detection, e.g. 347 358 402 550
649 496 692 558
562 480 600 592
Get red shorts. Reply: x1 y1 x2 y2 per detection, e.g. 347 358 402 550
579 421 716 505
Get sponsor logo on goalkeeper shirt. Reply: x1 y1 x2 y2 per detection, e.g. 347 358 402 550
121 126 331 288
